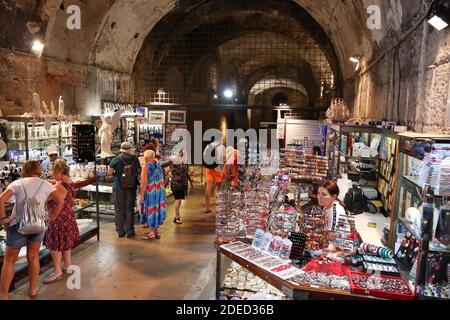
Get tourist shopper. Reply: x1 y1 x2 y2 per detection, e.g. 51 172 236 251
203 136 225 213
108 142 141 238
169 150 189 224
222 146 239 189
140 150 167 240
41 145 59 173
42 160 82 284
0 160 65 299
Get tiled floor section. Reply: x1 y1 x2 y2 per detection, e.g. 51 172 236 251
10 187 218 300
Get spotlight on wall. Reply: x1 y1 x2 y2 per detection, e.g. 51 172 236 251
223 89 234 99
349 55 361 71
427 2 449 31
31 40 44 56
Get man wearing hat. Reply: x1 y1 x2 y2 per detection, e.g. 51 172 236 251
41 145 59 172
108 142 141 238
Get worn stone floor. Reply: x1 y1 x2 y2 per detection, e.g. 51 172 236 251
10 187 218 300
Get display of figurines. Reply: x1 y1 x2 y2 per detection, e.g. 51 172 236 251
326 98 350 123
69 164 96 179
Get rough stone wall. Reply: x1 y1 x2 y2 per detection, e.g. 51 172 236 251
0 47 134 116
344 0 450 133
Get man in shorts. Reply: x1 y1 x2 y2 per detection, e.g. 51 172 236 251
203 136 225 213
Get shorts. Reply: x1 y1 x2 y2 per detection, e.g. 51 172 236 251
205 168 223 184
6 225 46 249
172 185 187 200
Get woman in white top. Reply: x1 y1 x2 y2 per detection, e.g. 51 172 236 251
317 181 347 231
0 160 66 300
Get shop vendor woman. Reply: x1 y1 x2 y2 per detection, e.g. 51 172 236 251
317 181 347 231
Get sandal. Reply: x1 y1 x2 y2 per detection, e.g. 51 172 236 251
44 273 63 285
142 229 155 240
173 217 182 224
155 228 161 239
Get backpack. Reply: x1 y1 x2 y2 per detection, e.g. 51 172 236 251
344 186 365 215
119 155 138 189
17 180 48 235
203 144 218 169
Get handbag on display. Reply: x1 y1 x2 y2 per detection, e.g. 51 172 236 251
17 180 48 235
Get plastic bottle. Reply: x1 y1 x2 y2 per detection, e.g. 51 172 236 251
269 236 283 256
279 239 293 260
262 232 273 251
252 229 265 249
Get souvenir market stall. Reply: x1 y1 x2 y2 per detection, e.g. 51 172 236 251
215 152 448 300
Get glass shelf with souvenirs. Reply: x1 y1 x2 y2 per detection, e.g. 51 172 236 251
392 133 450 299
214 159 421 300
5 119 60 163
137 121 164 154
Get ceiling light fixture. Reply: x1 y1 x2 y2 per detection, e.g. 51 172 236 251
349 55 362 71
427 2 449 31
31 40 44 56
223 89 234 99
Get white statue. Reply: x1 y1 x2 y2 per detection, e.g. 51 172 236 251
98 110 122 158
42 101 49 116
50 101 57 116
58 96 65 117
32 93 41 117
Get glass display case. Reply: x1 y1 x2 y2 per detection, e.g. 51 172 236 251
392 132 450 297
5 117 60 163
4 117 92 164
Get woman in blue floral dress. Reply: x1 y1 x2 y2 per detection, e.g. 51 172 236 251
140 150 167 240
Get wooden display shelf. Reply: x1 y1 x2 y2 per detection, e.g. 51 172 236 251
217 246 380 300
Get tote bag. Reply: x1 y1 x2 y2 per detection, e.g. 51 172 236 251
16 180 48 235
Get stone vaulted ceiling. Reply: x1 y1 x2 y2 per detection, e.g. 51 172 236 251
35 0 424 80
